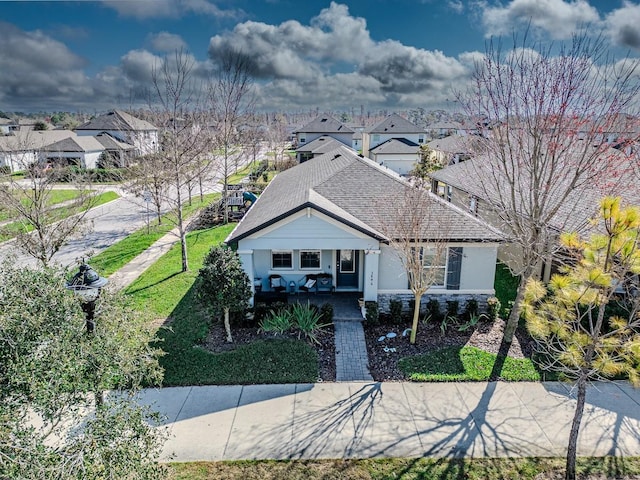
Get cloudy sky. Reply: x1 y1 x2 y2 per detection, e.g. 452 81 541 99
0 0 638 112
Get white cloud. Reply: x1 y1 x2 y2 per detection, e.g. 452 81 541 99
208 2 471 108
448 0 464 14
148 32 188 52
480 0 600 39
100 0 242 19
606 1 640 50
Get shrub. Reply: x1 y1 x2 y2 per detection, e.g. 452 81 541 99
319 302 334 323
259 308 293 335
365 301 379 325
426 298 443 323
463 298 479 321
446 300 459 320
389 298 403 324
291 302 328 344
0 166 10 175
486 296 501 321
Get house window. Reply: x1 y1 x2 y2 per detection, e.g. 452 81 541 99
469 196 478 215
421 247 447 287
300 250 321 269
418 134 424 144
299 136 306 144
271 250 293 269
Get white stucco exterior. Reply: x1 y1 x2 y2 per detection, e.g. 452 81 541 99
76 129 158 156
41 150 103 169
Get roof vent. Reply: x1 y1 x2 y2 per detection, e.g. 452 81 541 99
333 154 341 160
321 118 327 122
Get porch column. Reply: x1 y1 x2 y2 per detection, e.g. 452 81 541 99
237 250 255 306
363 249 380 301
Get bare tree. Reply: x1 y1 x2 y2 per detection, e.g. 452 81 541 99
208 49 255 224
148 50 215 272
379 185 450 344
0 132 96 267
455 33 640 346
264 112 291 169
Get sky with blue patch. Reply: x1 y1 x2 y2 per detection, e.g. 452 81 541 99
0 0 637 112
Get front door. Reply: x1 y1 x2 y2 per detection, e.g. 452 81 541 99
336 249 358 289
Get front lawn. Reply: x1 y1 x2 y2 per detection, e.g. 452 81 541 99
123 223 320 386
398 345 541 382
168 457 640 480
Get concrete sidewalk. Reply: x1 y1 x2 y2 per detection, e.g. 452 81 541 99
137 381 640 461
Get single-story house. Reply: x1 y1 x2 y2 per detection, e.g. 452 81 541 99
40 135 108 169
0 130 76 172
225 145 503 312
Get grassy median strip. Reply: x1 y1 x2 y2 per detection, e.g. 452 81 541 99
168 457 640 480
90 192 220 276
0 191 119 242
123 223 319 386
398 345 542 382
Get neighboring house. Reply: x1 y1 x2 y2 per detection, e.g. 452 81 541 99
0 130 76 172
225 145 503 311
295 135 351 163
362 113 426 158
94 133 136 167
429 143 634 281
0 118 18 135
75 110 158 156
426 134 476 166
294 115 354 149
426 120 466 139
369 137 420 176
40 136 108 169
352 130 363 151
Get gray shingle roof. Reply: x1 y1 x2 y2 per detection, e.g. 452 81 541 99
42 136 104 153
427 134 475 153
429 143 636 234
295 135 349 154
226 145 503 244
94 133 135 150
76 110 157 132
295 115 354 134
370 137 419 154
367 113 425 134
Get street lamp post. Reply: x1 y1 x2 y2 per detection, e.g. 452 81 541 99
65 262 108 334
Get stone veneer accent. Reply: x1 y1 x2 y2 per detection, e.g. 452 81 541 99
377 293 492 315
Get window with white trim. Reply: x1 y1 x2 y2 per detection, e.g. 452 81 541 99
271 250 293 269
300 250 321 269
421 247 447 287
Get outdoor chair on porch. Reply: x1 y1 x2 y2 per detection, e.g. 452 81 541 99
316 273 334 294
298 274 318 294
268 274 286 293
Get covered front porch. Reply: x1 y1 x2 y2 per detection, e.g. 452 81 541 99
238 246 381 305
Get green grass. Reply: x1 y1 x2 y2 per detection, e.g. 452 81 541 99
225 161 259 184
123 223 319 385
398 345 541 382
0 189 85 222
494 261 520 318
90 193 220 276
168 457 640 480
0 191 119 242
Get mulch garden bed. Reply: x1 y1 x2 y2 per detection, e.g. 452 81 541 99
364 318 535 381
200 317 534 384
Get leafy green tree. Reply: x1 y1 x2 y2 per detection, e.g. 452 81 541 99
522 197 640 480
0 262 166 479
196 245 251 342
410 144 442 185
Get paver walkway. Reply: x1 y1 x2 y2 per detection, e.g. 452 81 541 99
334 320 373 382
136 381 640 461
